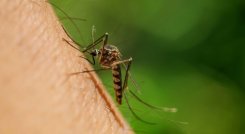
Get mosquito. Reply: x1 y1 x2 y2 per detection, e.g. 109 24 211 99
49 1 178 125
63 31 178 124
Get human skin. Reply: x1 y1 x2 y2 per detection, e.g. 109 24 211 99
0 0 132 133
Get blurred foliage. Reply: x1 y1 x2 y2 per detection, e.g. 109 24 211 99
50 0 245 133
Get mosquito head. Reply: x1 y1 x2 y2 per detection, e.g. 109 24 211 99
90 49 100 56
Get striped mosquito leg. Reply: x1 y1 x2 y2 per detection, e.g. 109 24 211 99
112 65 123 104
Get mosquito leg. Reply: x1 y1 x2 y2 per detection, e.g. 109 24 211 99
61 26 83 48
49 2 85 43
69 68 111 76
122 58 132 91
63 37 97 65
128 90 164 110
118 58 170 112
62 38 82 52
95 33 109 62
119 58 166 111
111 57 132 67
79 55 96 65
123 92 156 125
82 33 108 53
62 35 96 65
103 33 109 48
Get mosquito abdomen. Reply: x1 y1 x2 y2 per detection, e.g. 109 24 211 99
112 65 123 104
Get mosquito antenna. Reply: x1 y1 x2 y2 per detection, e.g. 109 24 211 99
82 33 106 52
123 92 156 125
48 2 85 44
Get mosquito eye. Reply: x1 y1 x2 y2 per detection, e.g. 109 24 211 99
90 50 97 56
91 52 96 56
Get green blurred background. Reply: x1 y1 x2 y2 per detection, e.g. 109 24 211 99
50 0 245 133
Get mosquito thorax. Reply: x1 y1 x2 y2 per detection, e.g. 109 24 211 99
97 45 121 67
102 45 120 55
